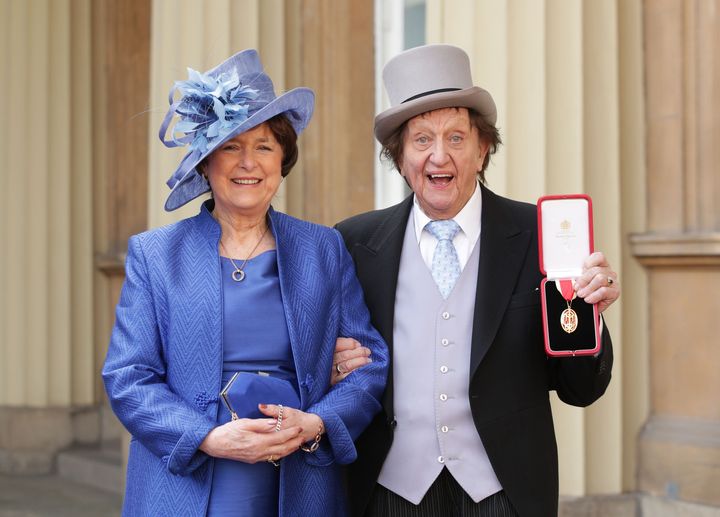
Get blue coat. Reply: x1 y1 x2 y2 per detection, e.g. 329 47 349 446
103 202 389 516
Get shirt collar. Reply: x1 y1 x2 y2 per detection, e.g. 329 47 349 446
412 180 482 244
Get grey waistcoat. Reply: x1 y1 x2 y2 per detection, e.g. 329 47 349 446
377 214 502 504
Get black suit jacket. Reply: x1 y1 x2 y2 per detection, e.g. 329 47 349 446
336 185 613 517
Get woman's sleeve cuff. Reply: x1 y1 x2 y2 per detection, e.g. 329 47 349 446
166 417 216 475
302 407 357 467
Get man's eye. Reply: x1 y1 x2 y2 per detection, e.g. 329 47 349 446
450 135 463 144
416 136 429 145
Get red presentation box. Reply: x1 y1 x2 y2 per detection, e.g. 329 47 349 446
538 194 601 357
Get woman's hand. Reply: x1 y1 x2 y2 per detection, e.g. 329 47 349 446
574 251 620 313
199 418 305 464
259 404 324 445
330 337 372 386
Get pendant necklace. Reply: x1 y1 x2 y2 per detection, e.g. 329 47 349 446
220 224 270 282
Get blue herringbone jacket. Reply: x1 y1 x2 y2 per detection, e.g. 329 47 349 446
102 201 389 516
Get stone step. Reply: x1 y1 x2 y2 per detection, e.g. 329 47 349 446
0 473 122 516
56 445 123 495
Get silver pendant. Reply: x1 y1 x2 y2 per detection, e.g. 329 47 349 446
231 269 246 282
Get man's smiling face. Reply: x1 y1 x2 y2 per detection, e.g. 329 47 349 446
400 107 488 219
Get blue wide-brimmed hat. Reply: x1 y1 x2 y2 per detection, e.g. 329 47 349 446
160 49 315 211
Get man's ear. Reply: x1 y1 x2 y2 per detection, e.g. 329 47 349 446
477 140 490 170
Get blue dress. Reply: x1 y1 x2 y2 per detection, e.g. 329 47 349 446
206 250 297 517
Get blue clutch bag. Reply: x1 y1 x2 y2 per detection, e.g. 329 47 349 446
219 372 300 421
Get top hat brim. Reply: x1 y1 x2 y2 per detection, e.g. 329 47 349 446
164 87 314 212
373 86 497 145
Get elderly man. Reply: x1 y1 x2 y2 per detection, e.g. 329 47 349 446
334 44 620 517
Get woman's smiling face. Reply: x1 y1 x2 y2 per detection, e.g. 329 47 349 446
400 107 488 220
202 122 283 220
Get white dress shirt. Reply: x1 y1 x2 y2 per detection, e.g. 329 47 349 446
412 180 482 271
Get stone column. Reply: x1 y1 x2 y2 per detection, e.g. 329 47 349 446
0 0 95 473
284 0 376 225
91 0 152 457
632 0 720 507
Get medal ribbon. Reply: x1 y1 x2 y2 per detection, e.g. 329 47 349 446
557 279 575 302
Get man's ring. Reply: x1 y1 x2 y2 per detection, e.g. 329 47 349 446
607 276 614 287
267 455 279 466
335 363 344 375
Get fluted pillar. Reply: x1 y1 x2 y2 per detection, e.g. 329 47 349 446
631 0 720 507
0 0 94 473
91 0 152 462
284 0 376 224
426 0 645 500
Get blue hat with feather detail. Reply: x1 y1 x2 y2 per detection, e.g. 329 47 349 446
160 49 314 211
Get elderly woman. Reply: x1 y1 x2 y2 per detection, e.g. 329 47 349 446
102 49 388 517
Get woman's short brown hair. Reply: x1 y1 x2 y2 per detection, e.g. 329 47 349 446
380 107 501 184
266 114 299 177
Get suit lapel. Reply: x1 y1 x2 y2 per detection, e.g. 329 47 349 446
352 196 413 415
470 186 532 376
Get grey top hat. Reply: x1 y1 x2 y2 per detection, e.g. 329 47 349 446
374 44 496 145
160 49 315 211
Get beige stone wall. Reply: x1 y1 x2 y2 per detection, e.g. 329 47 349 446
631 0 720 508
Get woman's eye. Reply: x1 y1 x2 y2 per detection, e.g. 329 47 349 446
258 145 273 151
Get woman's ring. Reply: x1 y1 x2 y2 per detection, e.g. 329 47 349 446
275 404 284 432
607 276 614 287
267 455 279 466
335 363 344 375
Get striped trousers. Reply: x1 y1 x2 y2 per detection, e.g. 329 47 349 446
366 468 519 517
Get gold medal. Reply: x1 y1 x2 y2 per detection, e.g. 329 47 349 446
557 279 579 333
561 304 578 333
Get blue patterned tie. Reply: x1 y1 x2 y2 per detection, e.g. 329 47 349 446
425 220 462 299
